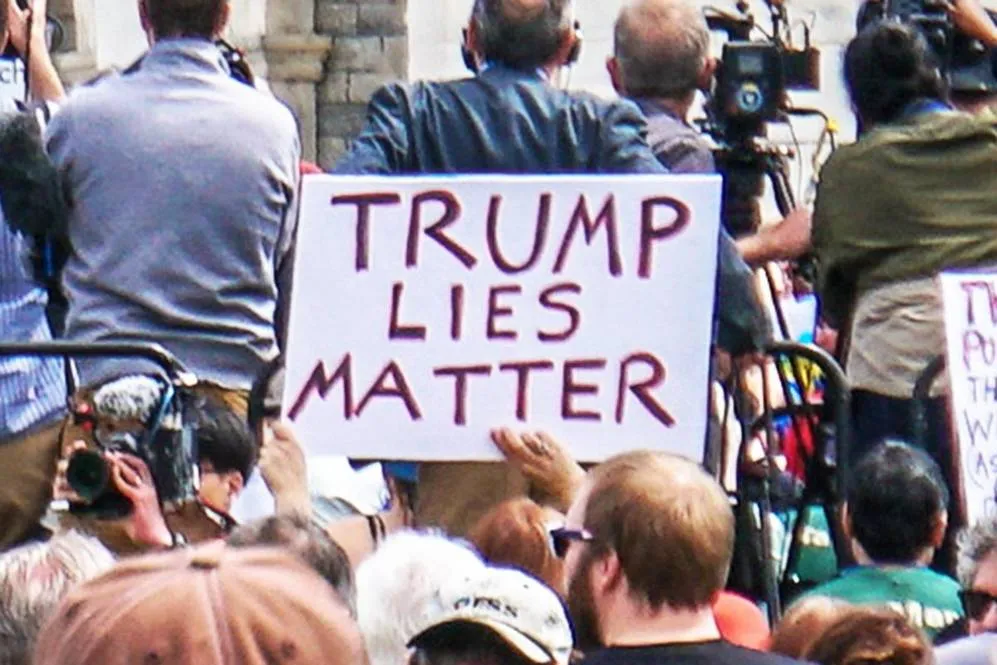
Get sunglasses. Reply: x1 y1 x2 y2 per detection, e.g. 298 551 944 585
960 589 997 621
549 527 595 558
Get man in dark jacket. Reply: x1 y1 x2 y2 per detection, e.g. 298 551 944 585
334 0 768 534
334 0 659 176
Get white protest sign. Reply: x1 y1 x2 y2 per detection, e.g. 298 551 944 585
283 175 722 462
0 57 26 107
941 272 997 526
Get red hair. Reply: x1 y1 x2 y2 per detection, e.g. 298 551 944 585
467 498 564 595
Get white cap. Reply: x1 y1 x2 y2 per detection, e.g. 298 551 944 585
408 567 573 665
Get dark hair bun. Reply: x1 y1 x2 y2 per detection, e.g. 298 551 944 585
873 23 923 77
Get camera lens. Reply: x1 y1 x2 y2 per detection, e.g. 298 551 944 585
66 450 112 502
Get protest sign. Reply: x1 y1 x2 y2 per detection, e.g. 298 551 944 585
941 272 997 525
282 175 722 462
0 57 26 107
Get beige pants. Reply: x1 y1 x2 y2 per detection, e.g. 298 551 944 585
0 420 63 550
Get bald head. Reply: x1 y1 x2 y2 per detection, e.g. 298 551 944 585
470 0 574 71
613 0 710 98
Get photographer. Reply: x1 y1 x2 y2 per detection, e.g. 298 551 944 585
0 0 66 551
812 22 997 475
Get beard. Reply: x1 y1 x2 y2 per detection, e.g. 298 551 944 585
567 550 604 653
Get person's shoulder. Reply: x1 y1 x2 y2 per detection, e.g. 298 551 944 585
723 645 807 665
562 89 645 122
935 633 997 665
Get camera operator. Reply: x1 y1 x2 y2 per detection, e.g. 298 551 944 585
608 0 814 268
43 0 300 410
812 22 997 480
0 0 67 551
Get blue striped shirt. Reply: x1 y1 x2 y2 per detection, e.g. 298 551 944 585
0 207 66 438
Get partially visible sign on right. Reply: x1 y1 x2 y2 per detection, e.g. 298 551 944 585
942 272 997 526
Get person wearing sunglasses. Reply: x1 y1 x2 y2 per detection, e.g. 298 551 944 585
956 516 997 636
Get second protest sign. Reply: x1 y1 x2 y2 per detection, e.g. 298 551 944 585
283 175 722 462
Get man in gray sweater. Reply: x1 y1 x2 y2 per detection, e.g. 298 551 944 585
46 0 300 402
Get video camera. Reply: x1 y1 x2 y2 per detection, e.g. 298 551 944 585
705 1 821 146
858 0 997 96
66 375 200 520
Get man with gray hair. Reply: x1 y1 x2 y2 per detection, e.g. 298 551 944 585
609 0 812 265
956 516 997 636
0 531 115 665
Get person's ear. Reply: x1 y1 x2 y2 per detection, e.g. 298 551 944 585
138 0 154 42
552 25 580 68
931 511 949 549
214 0 232 38
698 57 718 91
607 56 624 94
225 470 245 498
841 502 854 541
464 20 482 65
591 550 625 597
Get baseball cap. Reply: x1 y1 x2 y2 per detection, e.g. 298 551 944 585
408 566 572 665
32 542 368 665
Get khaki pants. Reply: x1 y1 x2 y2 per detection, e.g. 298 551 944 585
0 420 63 550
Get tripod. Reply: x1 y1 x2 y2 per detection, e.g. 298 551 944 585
715 139 850 617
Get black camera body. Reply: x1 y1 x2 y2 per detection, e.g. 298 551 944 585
858 0 997 94
66 376 199 520
705 9 821 147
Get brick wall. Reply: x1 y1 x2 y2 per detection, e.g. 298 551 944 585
316 0 408 169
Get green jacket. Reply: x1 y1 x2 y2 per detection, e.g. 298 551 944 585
813 108 997 326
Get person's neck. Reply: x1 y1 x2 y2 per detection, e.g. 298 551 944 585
852 541 933 567
645 93 695 123
601 601 721 647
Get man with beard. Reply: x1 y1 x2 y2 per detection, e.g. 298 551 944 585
554 450 803 664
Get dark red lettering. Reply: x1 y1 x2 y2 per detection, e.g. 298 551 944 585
287 355 354 422
964 330 997 370
961 281 997 326
388 282 427 340
407 190 476 269
538 283 582 343
487 285 521 340
355 361 422 420
486 194 551 274
562 359 606 420
554 195 622 276
331 193 402 271
499 360 555 421
639 197 690 279
616 352 675 427
434 364 492 425
450 284 465 341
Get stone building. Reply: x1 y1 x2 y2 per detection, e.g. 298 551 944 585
50 0 860 175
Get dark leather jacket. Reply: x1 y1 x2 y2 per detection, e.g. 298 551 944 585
333 66 664 174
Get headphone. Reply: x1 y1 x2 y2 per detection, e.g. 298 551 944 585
461 20 583 74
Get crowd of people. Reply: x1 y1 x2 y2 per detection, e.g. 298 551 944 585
1 0 997 663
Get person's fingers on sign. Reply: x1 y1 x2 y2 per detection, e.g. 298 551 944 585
109 452 173 549
490 428 585 512
260 421 310 516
